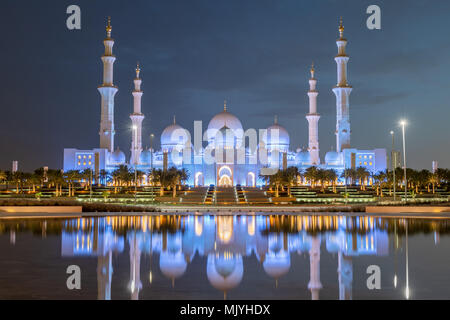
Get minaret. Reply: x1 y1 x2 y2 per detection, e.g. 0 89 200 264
308 236 322 300
130 63 144 165
332 17 352 153
306 63 320 165
98 17 118 152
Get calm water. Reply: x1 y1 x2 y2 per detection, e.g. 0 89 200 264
1 214 450 300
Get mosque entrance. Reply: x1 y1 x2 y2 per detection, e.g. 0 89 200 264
218 175 232 187
217 165 233 187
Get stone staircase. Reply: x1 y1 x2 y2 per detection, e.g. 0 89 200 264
215 187 238 205
243 187 272 204
179 187 208 204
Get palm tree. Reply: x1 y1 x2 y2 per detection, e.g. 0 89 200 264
266 170 284 197
417 169 431 194
316 169 328 192
282 167 299 196
48 169 64 196
341 168 357 186
372 171 387 197
64 170 80 197
179 168 190 187
356 167 370 190
0 171 6 190
428 171 439 194
325 169 338 193
149 168 169 196
304 166 319 188
99 169 109 186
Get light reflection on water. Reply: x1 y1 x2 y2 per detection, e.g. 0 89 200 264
0 214 449 300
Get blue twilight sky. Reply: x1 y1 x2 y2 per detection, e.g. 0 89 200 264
0 0 449 171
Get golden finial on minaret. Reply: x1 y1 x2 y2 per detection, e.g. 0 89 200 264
310 61 315 78
173 115 176 124
339 16 344 38
274 115 278 125
136 61 141 79
223 100 227 112
106 16 112 38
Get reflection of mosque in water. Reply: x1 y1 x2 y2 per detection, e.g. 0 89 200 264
61 215 388 300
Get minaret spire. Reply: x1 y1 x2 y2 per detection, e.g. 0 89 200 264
223 100 227 112
130 62 144 165
98 16 118 152
332 17 352 153
306 63 320 165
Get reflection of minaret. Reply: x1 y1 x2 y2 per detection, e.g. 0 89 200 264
129 233 142 300
98 17 118 152
97 251 113 300
10 230 16 245
332 17 352 153
306 63 320 165
337 251 353 300
130 63 144 165
308 236 322 300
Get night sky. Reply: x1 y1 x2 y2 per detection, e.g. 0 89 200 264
1 0 449 172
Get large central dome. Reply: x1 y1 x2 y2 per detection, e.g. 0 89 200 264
207 102 243 142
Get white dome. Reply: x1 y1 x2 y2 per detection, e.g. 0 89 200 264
207 254 243 292
325 151 340 165
159 251 187 279
207 108 243 142
161 121 190 151
139 149 151 165
262 120 290 151
263 251 291 278
296 151 311 165
109 148 126 164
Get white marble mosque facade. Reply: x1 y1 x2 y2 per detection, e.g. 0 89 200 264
63 18 387 186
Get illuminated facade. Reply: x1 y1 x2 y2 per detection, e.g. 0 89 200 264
63 18 387 186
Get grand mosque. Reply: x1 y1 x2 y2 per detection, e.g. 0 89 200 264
63 17 387 186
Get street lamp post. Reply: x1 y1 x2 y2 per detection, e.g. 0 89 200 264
400 120 407 202
390 131 396 202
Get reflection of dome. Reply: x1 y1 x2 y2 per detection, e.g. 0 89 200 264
326 235 341 253
207 104 243 142
207 254 243 292
139 149 151 165
159 251 187 279
161 119 190 151
296 151 311 165
325 151 340 165
263 251 291 278
109 147 126 164
263 117 290 151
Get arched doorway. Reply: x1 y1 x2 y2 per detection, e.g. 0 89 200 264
195 172 204 186
219 175 232 187
218 166 233 187
247 172 255 187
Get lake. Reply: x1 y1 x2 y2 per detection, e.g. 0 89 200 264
0 214 449 300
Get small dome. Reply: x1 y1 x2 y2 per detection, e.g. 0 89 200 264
109 147 126 164
159 251 187 279
325 151 340 165
161 120 190 151
263 251 291 278
207 254 243 292
207 104 243 142
296 151 311 165
262 117 290 151
139 149 151 165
